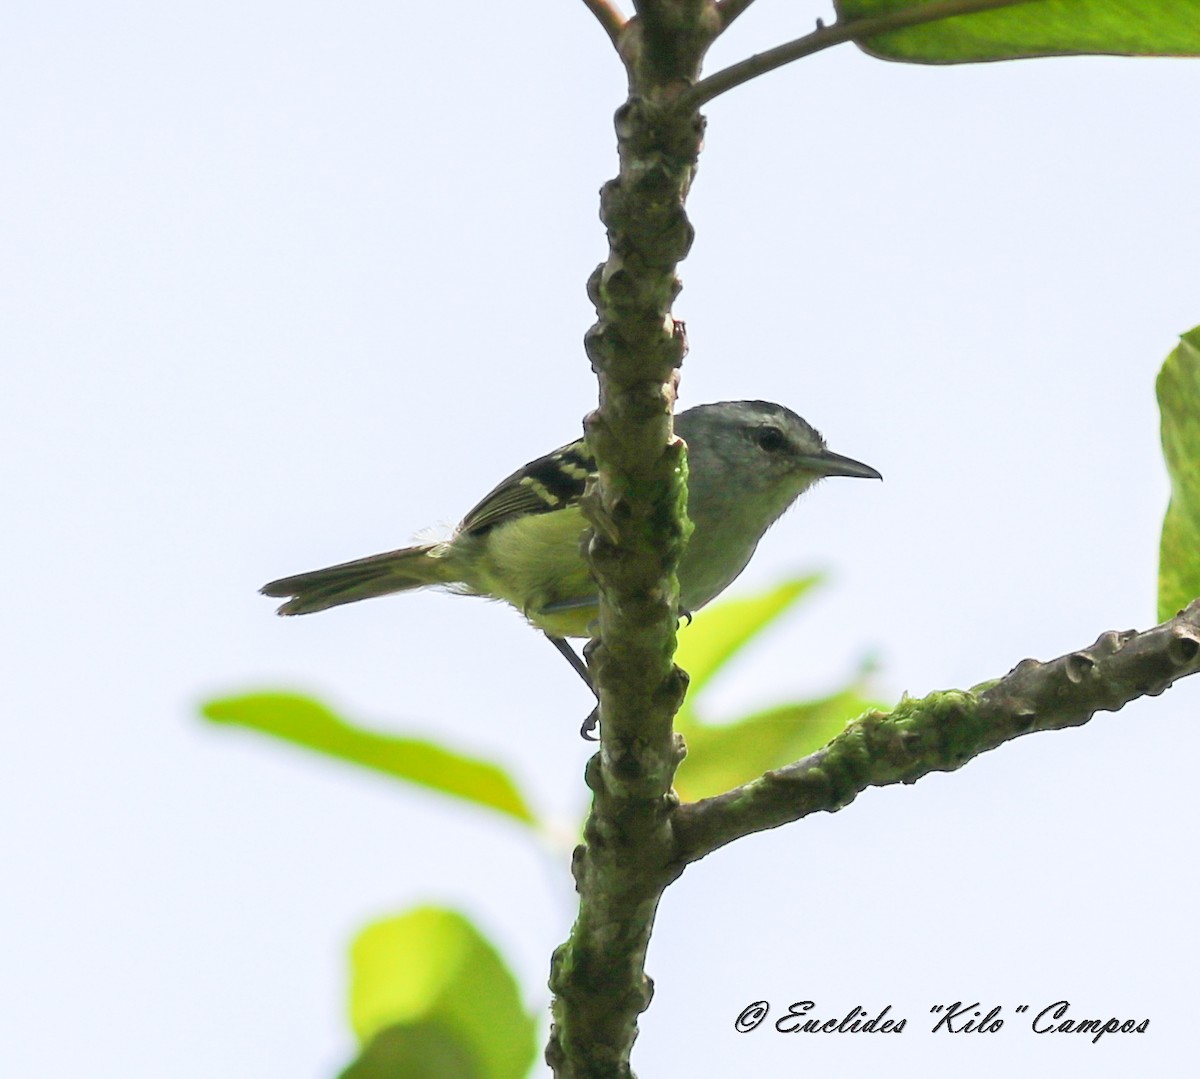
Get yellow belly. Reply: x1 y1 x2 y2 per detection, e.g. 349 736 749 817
454 508 599 637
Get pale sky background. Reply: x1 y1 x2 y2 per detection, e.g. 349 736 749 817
4 2 1199 1077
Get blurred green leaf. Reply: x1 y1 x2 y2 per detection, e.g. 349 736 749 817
675 576 821 704
670 578 879 801
675 688 875 802
344 907 536 1079
1157 326 1200 621
836 0 1200 64
201 693 536 826
339 1019 480 1079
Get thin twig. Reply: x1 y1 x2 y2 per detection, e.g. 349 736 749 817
717 0 760 30
683 0 1044 110
580 0 627 50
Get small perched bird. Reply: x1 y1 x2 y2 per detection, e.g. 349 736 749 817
262 400 880 729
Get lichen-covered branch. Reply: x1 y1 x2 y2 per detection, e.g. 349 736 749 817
673 600 1200 862
546 3 724 1077
548 3 1158 1077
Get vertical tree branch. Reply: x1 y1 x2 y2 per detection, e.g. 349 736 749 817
546 3 723 1077
546 5 1195 1076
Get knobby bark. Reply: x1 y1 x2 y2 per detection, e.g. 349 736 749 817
547 2 1188 1077
547 4 722 1076
674 600 1200 859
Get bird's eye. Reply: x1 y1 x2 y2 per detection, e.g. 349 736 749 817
755 426 787 453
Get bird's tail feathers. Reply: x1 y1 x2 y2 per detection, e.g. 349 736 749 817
261 543 457 615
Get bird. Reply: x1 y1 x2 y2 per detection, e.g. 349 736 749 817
262 400 880 730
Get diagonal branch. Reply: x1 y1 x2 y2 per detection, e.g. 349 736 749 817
674 599 1200 862
681 0 1043 110
580 0 628 49
716 0 759 30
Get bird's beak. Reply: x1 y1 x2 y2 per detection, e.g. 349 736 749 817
800 449 882 481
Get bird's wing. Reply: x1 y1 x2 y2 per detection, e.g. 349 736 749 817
458 439 596 536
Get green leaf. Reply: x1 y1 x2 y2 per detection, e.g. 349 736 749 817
674 688 876 803
344 907 537 1079
675 576 821 704
1157 326 1200 622
669 577 878 800
200 693 537 826
339 1020 481 1079
835 0 1200 64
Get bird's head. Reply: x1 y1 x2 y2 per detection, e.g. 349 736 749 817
677 399 880 509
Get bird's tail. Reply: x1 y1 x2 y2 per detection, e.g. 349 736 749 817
261 544 458 615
